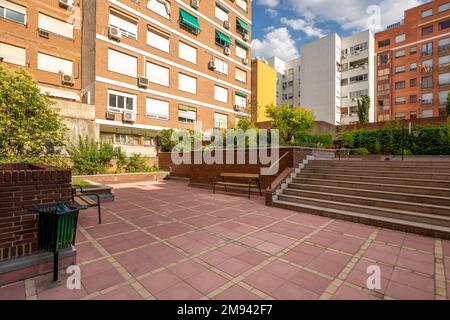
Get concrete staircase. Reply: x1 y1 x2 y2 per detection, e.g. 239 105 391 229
272 159 450 239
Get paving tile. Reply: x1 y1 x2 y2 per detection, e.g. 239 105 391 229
243 270 285 295
169 261 207 280
0 282 25 300
385 281 434 300
155 282 203 300
272 282 318 300
332 284 379 300
213 285 261 300
75 242 104 263
82 268 126 294
185 270 227 295
289 269 332 295
140 270 182 294
95 285 143 300
216 258 253 277
390 268 434 293
262 260 300 280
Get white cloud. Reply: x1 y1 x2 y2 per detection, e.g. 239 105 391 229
288 0 426 32
280 17 326 38
251 27 299 61
266 8 279 18
256 0 279 8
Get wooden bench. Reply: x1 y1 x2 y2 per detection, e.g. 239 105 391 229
72 186 102 224
213 173 262 199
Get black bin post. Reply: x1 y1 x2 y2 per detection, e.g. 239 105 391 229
29 203 87 282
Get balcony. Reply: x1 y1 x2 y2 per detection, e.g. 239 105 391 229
439 44 450 55
439 62 450 72
421 99 434 106
421 66 433 74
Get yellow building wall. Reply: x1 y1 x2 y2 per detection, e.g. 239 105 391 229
251 60 277 123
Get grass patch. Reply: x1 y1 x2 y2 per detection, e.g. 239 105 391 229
72 179 97 189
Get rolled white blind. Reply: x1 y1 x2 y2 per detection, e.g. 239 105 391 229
0 0 26 14
108 49 137 77
215 6 228 22
214 113 228 129
214 58 228 75
147 27 169 52
236 0 247 12
38 13 74 39
178 42 197 64
236 45 247 59
147 0 170 19
146 98 169 119
235 95 246 107
109 12 137 38
178 73 196 94
214 85 228 103
235 68 246 83
37 53 73 75
147 62 169 86
0 42 25 66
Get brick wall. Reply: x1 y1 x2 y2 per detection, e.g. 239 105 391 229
338 116 449 132
0 164 72 262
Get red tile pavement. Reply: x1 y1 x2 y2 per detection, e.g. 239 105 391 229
0 180 449 300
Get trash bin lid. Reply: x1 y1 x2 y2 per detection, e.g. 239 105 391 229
28 203 88 214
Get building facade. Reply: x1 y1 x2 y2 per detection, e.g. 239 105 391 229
82 0 252 156
375 0 450 121
267 56 301 107
251 57 276 122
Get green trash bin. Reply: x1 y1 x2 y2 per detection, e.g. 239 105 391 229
29 203 87 282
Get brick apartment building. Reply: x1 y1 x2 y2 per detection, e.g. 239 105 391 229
0 0 252 156
375 0 450 121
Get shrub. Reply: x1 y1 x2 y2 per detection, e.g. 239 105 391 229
294 132 333 147
350 148 369 155
68 136 115 175
158 129 177 152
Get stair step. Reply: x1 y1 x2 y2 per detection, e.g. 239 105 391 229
287 183 450 206
282 188 450 216
294 173 450 188
277 194 450 227
307 164 450 174
311 160 450 167
301 168 450 180
292 177 450 197
272 199 450 239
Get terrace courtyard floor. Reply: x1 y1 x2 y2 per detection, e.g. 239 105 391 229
1 179 450 300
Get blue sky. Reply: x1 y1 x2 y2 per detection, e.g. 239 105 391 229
251 0 428 61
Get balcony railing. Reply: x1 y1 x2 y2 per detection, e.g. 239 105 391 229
422 50 433 57
439 44 450 54
439 62 450 71
439 80 450 87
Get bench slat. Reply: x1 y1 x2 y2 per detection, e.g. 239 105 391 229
221 173 259 179
215 182 258 187
74 196 97 206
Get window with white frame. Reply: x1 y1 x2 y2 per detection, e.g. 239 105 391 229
108 90 137 113
439 2 450 13
147 62 169 86
395 34 406 43
422 8 433 18
214 57 228 75
235 93 246 108
439 73 450 86
214 113 228 129
439 55 450 66
235 68 247 83
236 0 248 12
178 73 197 94
146 97 169 119
236 44 247 59
0 42 25 66
108 49 137 77
38 13 74 39
37 53 73 75
439 90 450 104
422 92 433 104
147 0 170 19
214 85 228 103
109 10 138 40
178 41 197 64
0 0 26 24
147 26 170 52
215 4 228 22
395 65 406 73
178 105 197 123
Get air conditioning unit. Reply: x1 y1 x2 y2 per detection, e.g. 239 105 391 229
61 73 74 85
223 20 231 29
59 0 72 9
242 33 249 41
224 47 231 56
106 112 116 120
208 60 216 70
38 29 49 38
190 0 199 9
108 26 122 41
138 76 149 88
242 58 248 65
123 111 136 123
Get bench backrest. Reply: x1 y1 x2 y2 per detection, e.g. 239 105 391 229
221 173 260 179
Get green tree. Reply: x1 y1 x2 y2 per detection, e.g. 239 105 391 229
265 104 315 144
357 95 370 124
158 129 177 152
236 117 258 132
446 92 450 117
0 64 66 161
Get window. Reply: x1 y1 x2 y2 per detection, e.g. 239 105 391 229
378 39 390 48
214 85 228 103
349 89 368 100
439 90 450 104
109 10 137 40
147 62 169 86
146 98 169 120
349 74 368 84
108 90 136 113
215 3 228 22
410 62 417 71
422 9 433 18
108 49 137 77
236 18 249 35
422 25 433 35
395 97 406 105
395 34 406 43
178 73 196 94
37 53 73 75
214 57 228 75
395 112 405 120
395 65 405 73
439 19 450 30
215 30 233 48
410 95 417 103
395 81 406 89
422 59 433 72
439 55 450 66
236 0 248 12
235 68 246 83
236 43 247 59
114 134 127 145
0 0 26 24
410 46 417 55
439 73 450 86
422 109 433 118
378 53 389 65
350 42 368 54
235 92 247 109
178 41 197 64
0 42 25 66
439 2 450 13
147 26 170 52
178 105 196 123
341 78 348 86
422 42 433 56
39 13 73 39
422 76 433 88
439 38 450 52
395 49 406 58
179 8 201 34
147 0 170 19
410 111 417 119
214 113 228 129
410 78 417 87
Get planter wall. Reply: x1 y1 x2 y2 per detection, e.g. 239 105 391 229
74 172 169 184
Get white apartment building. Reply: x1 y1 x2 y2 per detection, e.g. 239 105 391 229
267 56 301 106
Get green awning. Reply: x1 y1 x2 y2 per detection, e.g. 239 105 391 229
215 30 233 46
236 39 250 49
236 17 249 32
179 105 197 112
216 2 229 13
179 9 201 31
236 92 247 98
